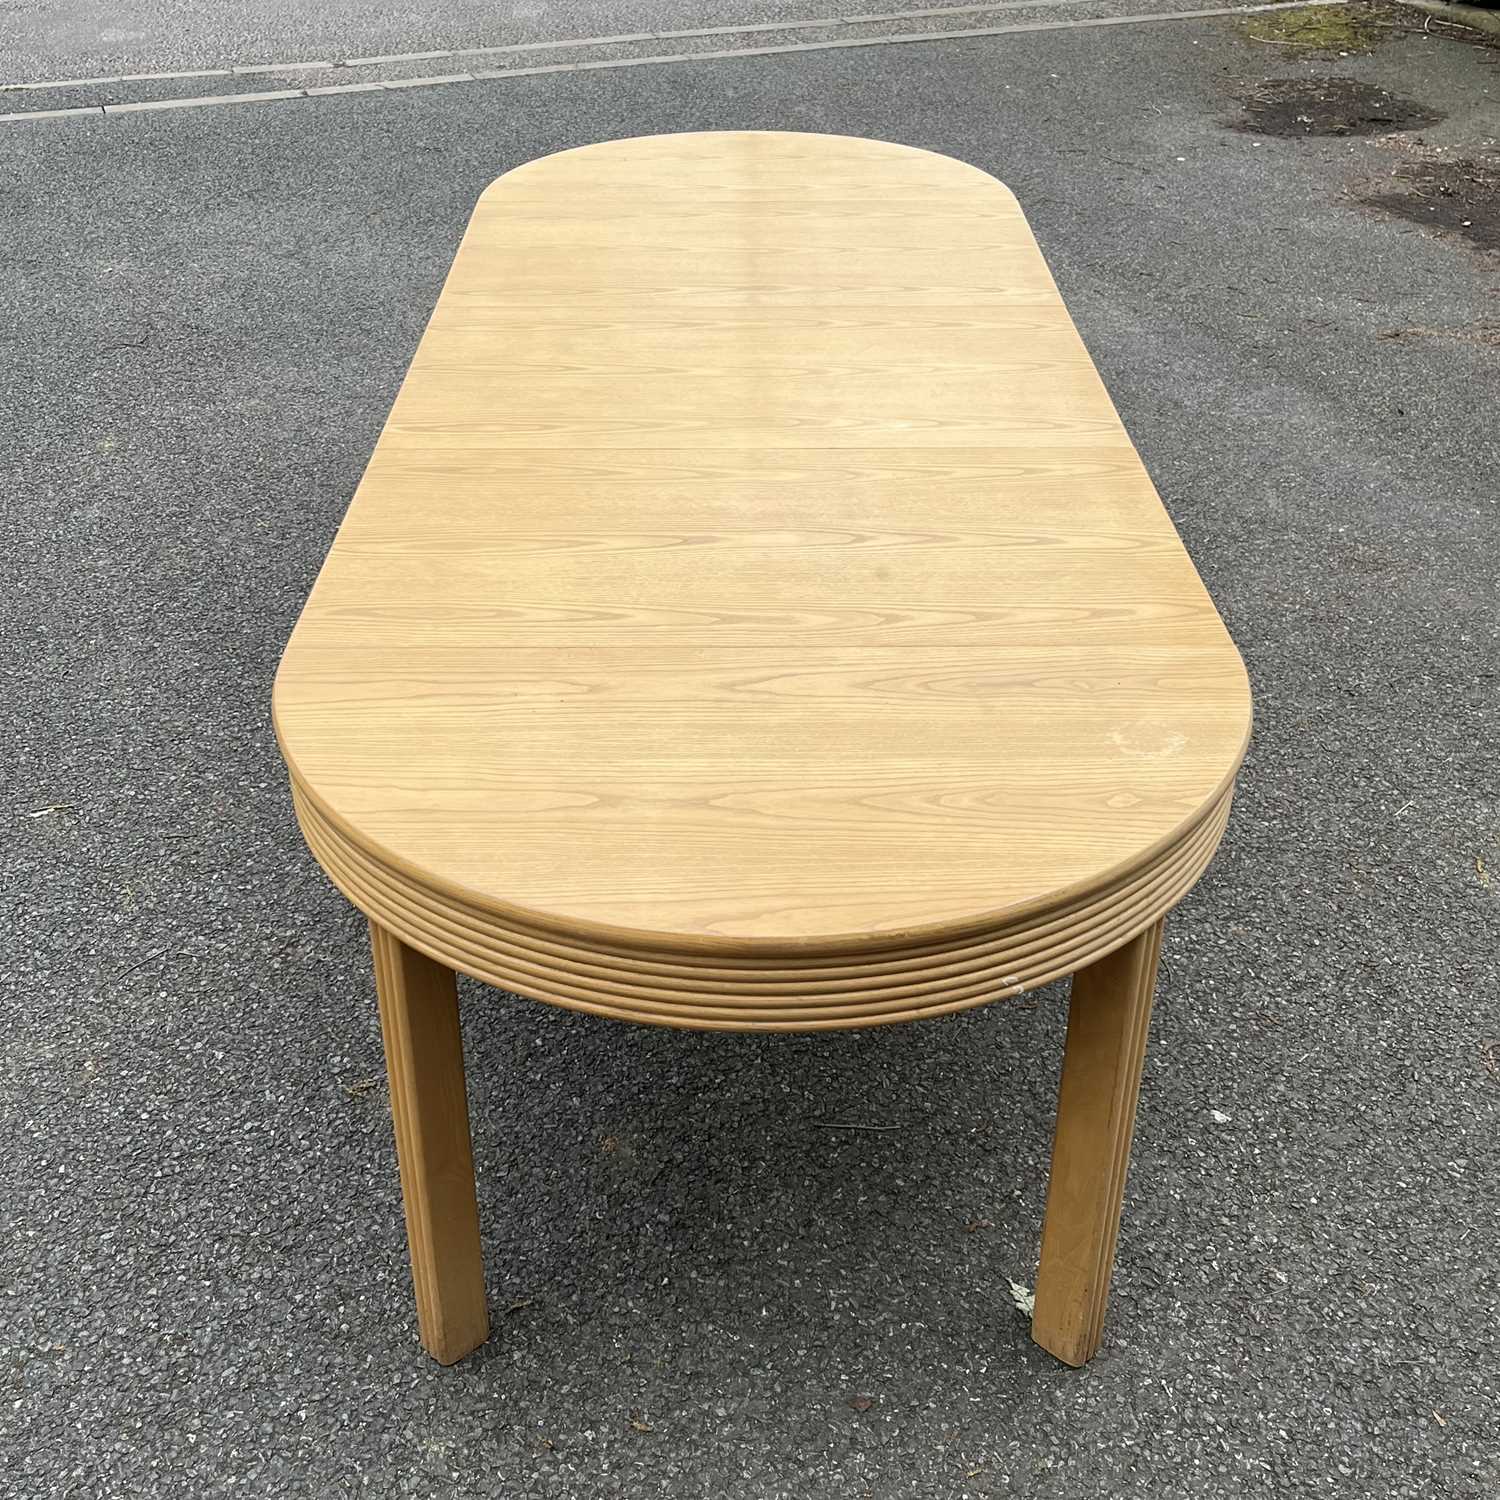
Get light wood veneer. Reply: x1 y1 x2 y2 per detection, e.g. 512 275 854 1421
273 132 1251 1367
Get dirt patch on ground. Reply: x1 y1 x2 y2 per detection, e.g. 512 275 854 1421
1230 77 1445 137
1237 3 1387 54
1363 152 1500 251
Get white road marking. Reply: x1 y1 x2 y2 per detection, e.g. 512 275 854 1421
5 104 102 120
0 0 1347 125
348 0 1103 64
3 0 1097 92
2 67 230 89
231 61 335 76
102 88 307 114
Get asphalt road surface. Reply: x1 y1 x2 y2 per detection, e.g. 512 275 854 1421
3 3 1498 1497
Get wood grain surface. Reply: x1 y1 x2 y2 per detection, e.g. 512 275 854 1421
1032 918 1165 1366
274 132 1250 1028
370 924 488 1363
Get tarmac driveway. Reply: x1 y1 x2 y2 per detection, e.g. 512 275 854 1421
3 3 1497 1496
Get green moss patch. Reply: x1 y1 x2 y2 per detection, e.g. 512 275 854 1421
1238 3 1384 54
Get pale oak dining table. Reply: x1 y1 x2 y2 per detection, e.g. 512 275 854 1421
273 131 1251 1368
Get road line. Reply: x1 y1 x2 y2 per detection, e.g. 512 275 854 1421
0 2 1120 91
346 0 1099 65
0 0 1298 93
101 89 306 114
0 0 1348 125
6 104 105 120
231 61 335 76
3 67 230 91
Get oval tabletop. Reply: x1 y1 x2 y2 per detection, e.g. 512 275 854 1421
274 131 1251 1030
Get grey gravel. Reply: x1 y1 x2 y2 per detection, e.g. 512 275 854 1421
2 6 1498 1499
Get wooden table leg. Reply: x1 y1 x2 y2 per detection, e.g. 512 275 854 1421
1032 918 1165 1366
370 922 490 1364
